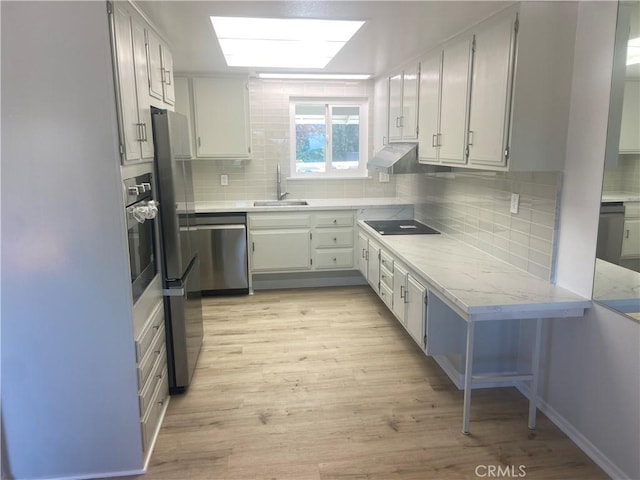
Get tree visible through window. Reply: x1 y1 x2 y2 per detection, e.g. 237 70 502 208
291 99 368 177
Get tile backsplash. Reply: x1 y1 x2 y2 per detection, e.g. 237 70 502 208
602 154 640 194
396 170 562 281
191 78 396 202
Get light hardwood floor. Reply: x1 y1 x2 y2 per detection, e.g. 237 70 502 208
131 286 607 480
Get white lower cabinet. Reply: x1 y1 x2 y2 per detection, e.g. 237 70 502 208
405 275 427 347
134 302 169 458
251 229 311 271
621 202 640 259
359 228 428 351
248 210 356 274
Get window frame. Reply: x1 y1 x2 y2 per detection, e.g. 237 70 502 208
289 97 369 179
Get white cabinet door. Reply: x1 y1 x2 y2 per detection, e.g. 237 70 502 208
146 29 164 102
160 44 175 106
405 275 426 348
373 77 389 151
439 36 472 165
401 64 419 140
131 18 154 159
388 73 403 141
251 230 310 271
192 77 251 159
620 80 640 154
367 240 381 293
113 6 141 163
621 219 640 257
418 50 442 163
112 5 152 163
357 231 369 279
392 263 408 324
467 12 517 168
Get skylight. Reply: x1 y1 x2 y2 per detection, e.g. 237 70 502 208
210 16 365 69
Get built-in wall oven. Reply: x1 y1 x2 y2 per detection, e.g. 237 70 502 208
124 172 159 303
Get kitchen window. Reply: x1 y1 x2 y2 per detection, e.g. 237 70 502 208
289 98 368 178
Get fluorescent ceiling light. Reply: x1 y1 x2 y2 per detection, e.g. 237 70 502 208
257 73 371 80
627 37 640 66
210 16 365 68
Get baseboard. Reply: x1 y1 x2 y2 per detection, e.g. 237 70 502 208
252 270 366 290
516 382 630 480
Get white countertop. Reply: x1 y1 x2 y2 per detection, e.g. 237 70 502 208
194 197 412 213
593 258 640 314
359 221 591 322
601 191 640 203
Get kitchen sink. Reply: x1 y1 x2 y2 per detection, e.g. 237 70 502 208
253 200 309 207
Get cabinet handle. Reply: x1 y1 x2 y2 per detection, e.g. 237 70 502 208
165 70 172 85
468 130 474 146
333 237 337 242
333 219 337 224
197 137 201 148
437 133 442 147
626 229 630 239
252 241 255 252
136 123 144 142
142 123 148 142
395 117 401 128
333 257 337 263
365 250 369 261
383 136 387 145
399 116 404 128
400 285 405 299
432 134 438 148
362 248 366 258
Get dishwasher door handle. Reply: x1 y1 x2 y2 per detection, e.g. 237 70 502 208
197 224 246 231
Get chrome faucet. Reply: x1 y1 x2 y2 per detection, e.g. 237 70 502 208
276 163 289 200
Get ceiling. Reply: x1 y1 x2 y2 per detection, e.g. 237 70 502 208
135 1 508 78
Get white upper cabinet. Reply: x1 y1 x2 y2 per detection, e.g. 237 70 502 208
417 50 442 163
438 36 472 165
112 3 153 163
467 10 517 168
147 29 174 107
160 44 175 106
388 63 420 142
373 76 390 152
414 3 577 172
619 80 640 154
192 76 251 159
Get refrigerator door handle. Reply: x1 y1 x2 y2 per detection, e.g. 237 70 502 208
163 286 185 297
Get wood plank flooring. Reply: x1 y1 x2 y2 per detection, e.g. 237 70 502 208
129 286 607 480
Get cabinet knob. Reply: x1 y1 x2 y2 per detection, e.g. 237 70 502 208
333 219 337 224
333 257 337 262
333 237 337 242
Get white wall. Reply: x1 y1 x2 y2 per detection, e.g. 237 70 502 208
1 2 143 478
550 3 640 478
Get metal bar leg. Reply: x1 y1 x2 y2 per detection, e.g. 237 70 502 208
528 318 543 429
462 321 475 434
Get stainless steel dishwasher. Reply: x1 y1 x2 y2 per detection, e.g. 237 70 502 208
196 213 249 295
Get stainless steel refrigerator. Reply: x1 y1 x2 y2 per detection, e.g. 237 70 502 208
151 109 204 393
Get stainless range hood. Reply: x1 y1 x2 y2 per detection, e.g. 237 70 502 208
367 142 433 174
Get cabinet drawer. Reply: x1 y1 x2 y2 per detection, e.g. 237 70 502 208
134 303 164 363
141 366 169 452
313 228 354 248
314 248 354 269
314 212 354 228
624 202 640 218
380 250 394 273
139 344 167 418
249 214 311 229
379 283 394 310
137 323 165 388
380 265 393 289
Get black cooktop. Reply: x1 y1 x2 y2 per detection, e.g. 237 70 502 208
364 220 440 235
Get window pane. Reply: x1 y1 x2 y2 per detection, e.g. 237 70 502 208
331 105 360 172
295 104 326 173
